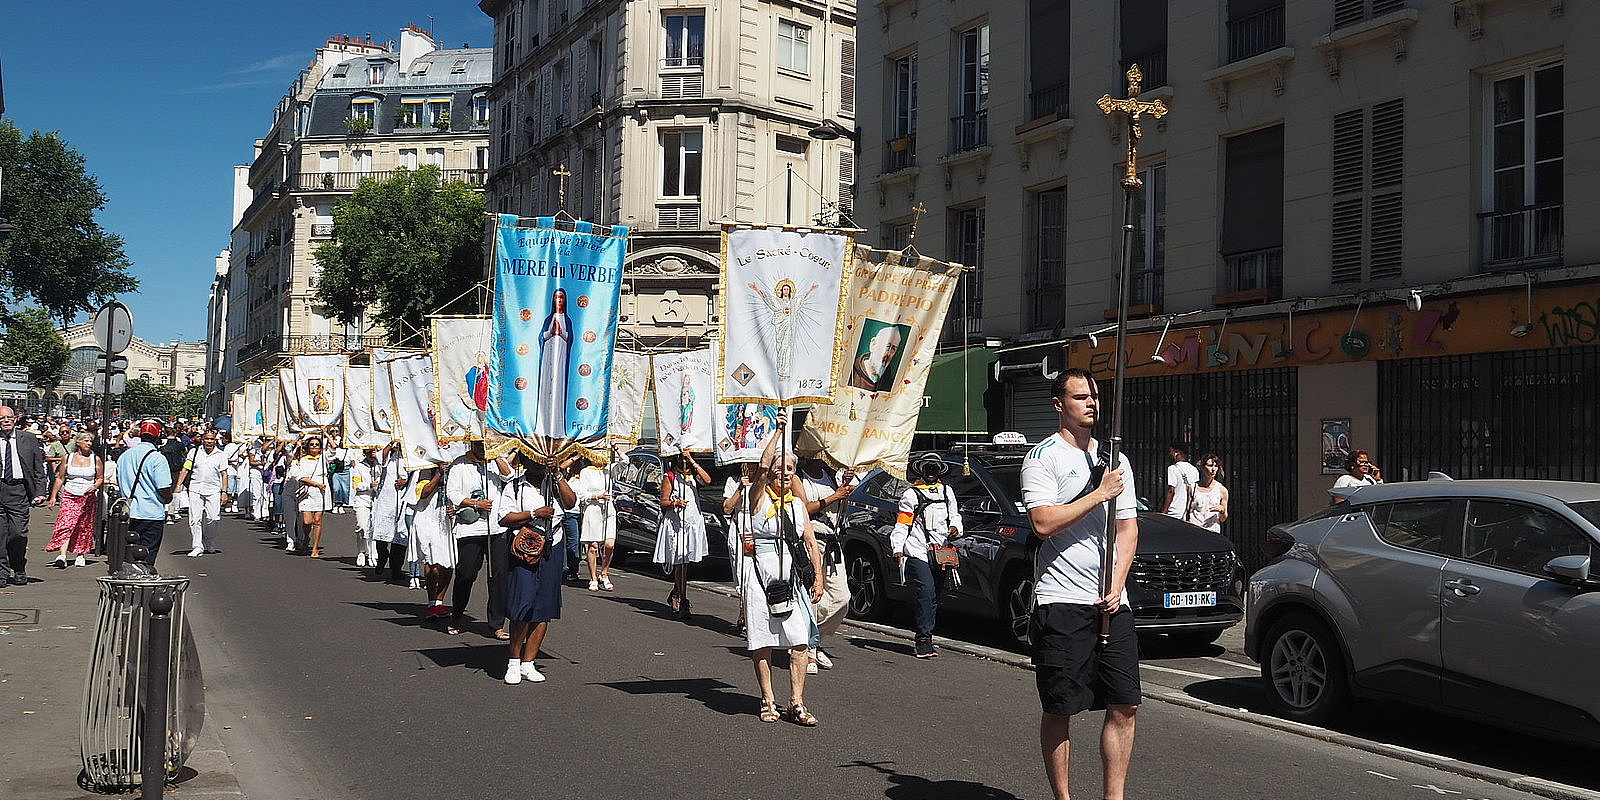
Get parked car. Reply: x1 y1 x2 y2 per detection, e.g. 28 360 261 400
839 447 1245 648
609 446 735 577
1245 479 1600 746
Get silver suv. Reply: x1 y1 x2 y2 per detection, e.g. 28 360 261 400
1244 479 1600 745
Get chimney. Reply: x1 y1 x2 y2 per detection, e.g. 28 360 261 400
398 25 438 75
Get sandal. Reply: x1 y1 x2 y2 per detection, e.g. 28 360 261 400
494 629 511 640
784 702 818 727
758 699 781 723
666 590 681 612
446 619 464 636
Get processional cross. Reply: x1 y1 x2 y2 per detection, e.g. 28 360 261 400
552 163 573 210
1096 64 1169 192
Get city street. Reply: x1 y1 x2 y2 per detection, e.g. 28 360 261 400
127 513 1576 800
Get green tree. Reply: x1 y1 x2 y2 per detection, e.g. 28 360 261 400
0 308 69 388
119 378 174 418
0 121 139 326
174 386 206 420
313 165 486 336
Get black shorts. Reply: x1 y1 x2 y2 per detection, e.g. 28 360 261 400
1031 603 1141 716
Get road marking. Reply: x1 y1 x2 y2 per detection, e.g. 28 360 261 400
1411 786 1461 795
1367 771 1397 780
1140 663 1225 681
1202 656 1258 671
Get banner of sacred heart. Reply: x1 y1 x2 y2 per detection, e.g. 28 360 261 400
488 214 630 462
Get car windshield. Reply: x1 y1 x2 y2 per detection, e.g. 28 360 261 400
1567 500 1600 531
984 464 1023 510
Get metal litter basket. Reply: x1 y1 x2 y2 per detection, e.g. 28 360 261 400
79 576 205 792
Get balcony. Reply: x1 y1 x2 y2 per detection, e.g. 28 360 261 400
1030 81 1070 121
950 111 989 153
1479 203 1563 271
292 169 487 191
1121 49 1168 90
238 332 391 364
883 134 916 173
1228 4 1286 63
1104 269 1165 318
310 223 335 238
238 181 281 225
1215 247 1283 304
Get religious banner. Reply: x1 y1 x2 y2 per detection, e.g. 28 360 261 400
607 350 650 446
277 367 305 439
718 226 850 406
342 366 387 448
388 353 464 470
237 383 264 438
715 401 782 465
797 245 962 476
369 347 420 434
431 316 492 442
260 376 282 440
652 347 715 456
488 214 630 462
292 354 348 429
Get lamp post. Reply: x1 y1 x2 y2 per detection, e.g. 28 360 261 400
806 119 857 227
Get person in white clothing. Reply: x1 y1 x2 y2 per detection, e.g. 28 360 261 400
219 431 244 513
175 431 230 557
289 437 332 556
891 453 963 659
409 465 453 620
572 458 618 591
370 446 410 581
800 458 854 673
1189 453 1229 533
1018 369 1140 800
1162 442 1199 521
654 453 711 620
349 449 380 566
246 440 270 521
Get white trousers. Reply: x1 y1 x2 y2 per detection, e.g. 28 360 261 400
187 490 222 551
249 472 269 519
354 503 377 560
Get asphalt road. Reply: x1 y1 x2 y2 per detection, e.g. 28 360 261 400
176 513 1560 800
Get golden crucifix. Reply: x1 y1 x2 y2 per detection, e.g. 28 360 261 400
906 202 928 250
552 163 572 209
1096 64 1169 191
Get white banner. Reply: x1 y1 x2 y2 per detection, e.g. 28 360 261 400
430 316 492 442
237 382 264 437
342 366 388 448
262 377 282 439
608 351 649 446
388 354 465 470
370 347 418 434
276 368 304 440
652 348 715 456
293 354 348 429
718 227 850 406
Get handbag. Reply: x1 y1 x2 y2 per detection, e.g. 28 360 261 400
511 523 547 567
930 544 960 570
294 484 311 501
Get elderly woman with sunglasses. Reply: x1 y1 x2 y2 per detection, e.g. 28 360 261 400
725 435 825 726
290 436 333 557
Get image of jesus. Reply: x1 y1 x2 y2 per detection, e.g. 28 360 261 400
749 278 820 382
847 324 906 392
535 288 573 437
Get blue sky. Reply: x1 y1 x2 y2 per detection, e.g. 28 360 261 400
1 2 493 344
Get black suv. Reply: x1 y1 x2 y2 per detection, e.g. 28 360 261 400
609 446 734 577
839 448 1245 648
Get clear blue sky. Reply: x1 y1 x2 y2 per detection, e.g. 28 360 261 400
1 2 493 344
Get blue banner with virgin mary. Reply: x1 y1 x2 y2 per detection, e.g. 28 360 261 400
488 214 630 462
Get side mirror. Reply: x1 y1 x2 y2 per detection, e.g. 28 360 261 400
1544 554 1592 585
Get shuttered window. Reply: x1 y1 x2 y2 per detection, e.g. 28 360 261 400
839 39 856 117
1334 0 1406 29
1330 99 1404 285
837 149 855 219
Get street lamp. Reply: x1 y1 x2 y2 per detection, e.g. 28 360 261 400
807 118 854 141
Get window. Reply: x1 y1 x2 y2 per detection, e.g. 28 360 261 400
1130 163 1166 306
412 60 432 76
353 150 373 171
1219 125 1284 294
1334 0 1407 29
944 206 986 341
397 100 424 127
776 134 808 157
1369 500 1454 555
349 99 376 123
664 12 706 69
886 52 918 171
1464 500 1596 575
318 151 340 172
427 100 451 127
474 94 491 126
1120 0 1168 89
1331 100 1404 285
953 24 989 151
475 146 490 171
1482 62 1563 269
661 130 703 197
452 58 470 74
331 63 350 79
836 149 855 221
778 20 810 74
399 149 419 169
426 148 445 168
839 39 856 117
1028 187 1067 330
368 62 387 85
1029 0 1071 119
1227 0 1285 63
502 6 518 71
884 221 912 251
589 37 606 102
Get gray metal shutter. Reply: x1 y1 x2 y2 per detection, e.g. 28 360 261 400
1006 377 1057 444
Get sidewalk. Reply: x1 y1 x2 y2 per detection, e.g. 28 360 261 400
0 522 246 800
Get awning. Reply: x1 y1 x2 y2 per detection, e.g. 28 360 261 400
917 347 997 435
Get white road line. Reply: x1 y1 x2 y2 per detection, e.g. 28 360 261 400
1367 771 1398 781
1203 656 1258 672
1140 663 1225 681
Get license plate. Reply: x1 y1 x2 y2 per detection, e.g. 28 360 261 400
1163 591 1217 609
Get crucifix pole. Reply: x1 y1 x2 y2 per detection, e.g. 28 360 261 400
1095 64 1168 647
552 163 572 213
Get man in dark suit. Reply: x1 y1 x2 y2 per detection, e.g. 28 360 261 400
0 406 50 586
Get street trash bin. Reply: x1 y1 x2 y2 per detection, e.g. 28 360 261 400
78 576 205 793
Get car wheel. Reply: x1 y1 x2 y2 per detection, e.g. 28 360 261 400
845 549 888 621
1261 613 1351 725
1003 572 1034 648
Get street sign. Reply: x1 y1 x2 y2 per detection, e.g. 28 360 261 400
94 354 129 372
90 373 128 395
0 381 27 394
92 302 134 355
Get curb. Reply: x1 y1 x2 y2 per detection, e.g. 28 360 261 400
685 579 1600 800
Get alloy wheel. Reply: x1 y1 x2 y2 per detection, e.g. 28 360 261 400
847 554 880 618
1268 629 1328 710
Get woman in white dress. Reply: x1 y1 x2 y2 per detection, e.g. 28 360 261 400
654 453 711 620
290 436 333 557
1188 453 1230 534
725 444 824 726
572 458 618 591
370 445 410 582
408 465 454 620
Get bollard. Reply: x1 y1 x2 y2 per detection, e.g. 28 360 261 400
141 588 173 800
105 496 132 576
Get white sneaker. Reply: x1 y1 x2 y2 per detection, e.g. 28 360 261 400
806 660 818 675
187 548 204 558
504 659 522 685
285 541 296 553
588 580 599 592
408 577 422 590
73 556 87 568
814 649 833 670
521 662 546 683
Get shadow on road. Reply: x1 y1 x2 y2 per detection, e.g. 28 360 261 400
591 592 742 638
596 676 750 717
840 760 1023 800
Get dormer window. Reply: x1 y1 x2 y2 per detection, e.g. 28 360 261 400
331 64 350 78
452 59 469 74
413 60 432 76
369 62 387 84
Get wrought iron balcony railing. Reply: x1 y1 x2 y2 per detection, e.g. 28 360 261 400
1479 203 1563 271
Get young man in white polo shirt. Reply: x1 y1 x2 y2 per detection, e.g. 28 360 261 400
176 430 231 557
1019 368 1140 800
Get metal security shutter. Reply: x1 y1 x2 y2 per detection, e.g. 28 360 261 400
1006 378 1058 444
